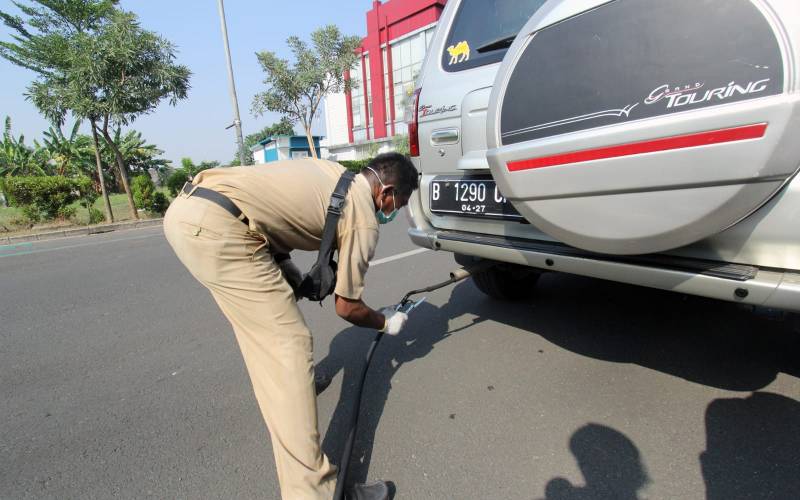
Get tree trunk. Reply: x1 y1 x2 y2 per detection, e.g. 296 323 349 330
305 126 318 159
110 164 123 192
99 122 138 220
90 119 114 223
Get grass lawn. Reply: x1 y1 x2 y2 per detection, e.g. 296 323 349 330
83 192 142 224
0 205 22 228
0 188 172 236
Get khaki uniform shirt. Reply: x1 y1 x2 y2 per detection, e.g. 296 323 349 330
193 159 379 300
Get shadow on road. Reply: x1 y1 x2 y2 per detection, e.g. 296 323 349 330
319 273 800 495
459 274 800 499
701 391 800 499
446 273 799 391
318 300 458 487
539 423 650 500
536 392 800 500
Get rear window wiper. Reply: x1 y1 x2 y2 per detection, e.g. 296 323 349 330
476 34 517 53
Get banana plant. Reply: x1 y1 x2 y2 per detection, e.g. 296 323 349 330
101 128 170 178
41 121 94 177
0 116 51 177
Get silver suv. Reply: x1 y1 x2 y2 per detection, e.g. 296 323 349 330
406 0 800 312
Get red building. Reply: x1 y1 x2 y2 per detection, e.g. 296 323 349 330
325 0 446 158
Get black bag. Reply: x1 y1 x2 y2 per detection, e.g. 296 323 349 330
297 171 357 302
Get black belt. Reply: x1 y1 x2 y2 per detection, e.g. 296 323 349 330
182 183 249 226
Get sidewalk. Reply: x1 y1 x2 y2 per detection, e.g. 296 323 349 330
0 218 163 245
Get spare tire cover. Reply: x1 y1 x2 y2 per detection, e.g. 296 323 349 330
486 0 800 255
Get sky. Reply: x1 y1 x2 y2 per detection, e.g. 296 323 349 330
0 0 370 165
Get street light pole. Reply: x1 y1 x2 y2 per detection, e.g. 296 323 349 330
217 0 247 166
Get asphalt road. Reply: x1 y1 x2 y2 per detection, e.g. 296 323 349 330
1 218 799 499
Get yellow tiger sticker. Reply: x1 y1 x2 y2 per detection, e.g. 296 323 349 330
446 41 470 65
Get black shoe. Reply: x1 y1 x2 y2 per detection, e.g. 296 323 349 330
345 480 389 500
314 369 332 395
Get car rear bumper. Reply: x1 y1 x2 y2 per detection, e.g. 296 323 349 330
409 225 800 313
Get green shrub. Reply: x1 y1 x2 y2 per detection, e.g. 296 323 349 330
3 176 94 222
132 175 170 215
21 205 41 223
339 159 372 173
166 169 189 197
150 191 169 215
132 175 156 210
57 205 77 220
88 207 105 224
78 183 98 209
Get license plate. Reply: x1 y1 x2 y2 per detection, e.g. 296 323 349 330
429 176 523 220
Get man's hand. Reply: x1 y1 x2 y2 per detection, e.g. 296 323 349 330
334 296 410 335
379 307 408 336
335 295 385 330
277 257 303 297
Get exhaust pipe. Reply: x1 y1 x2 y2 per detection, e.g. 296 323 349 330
449 260 496 281
400 260 496 306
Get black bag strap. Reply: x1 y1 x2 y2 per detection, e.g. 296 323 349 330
316 170 357 265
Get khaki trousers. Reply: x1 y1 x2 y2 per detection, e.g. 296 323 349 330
163 193 337 499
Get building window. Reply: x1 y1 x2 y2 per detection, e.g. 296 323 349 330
365 53 372 132
351 58 365 130
384 27 436 135
351 54 372 139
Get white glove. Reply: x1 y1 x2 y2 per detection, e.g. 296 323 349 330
379 307 408 336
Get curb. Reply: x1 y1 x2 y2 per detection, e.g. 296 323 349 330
0 218 163 245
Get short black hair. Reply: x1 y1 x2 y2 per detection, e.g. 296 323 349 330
363 152 419 197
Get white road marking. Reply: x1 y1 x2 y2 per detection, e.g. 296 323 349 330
370 248 430 266
1 227 431 266
0 231 161 258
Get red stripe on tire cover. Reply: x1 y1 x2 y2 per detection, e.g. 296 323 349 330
507 123 768 172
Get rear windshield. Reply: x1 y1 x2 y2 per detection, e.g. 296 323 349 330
442 0 547 72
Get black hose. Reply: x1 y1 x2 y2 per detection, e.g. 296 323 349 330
332 262 495 499
332 330 384 500
399 276 458 306
399 260 495 305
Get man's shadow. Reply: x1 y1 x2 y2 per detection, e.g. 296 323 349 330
536 396 800 500
701 391 800 499
540 423 650 500
318 299 468 487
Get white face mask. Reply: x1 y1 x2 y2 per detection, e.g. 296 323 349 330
367 167 398 224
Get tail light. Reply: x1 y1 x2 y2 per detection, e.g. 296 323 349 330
406 87 421 157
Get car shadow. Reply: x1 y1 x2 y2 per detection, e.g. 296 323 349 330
446 273 799 391
538 423 650 500
456 274 799 498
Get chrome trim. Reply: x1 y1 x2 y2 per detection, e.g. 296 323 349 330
430 127 460 145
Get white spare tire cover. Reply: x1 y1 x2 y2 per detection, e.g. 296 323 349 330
486 0 800 255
